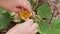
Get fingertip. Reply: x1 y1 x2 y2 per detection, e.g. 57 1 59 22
33 23 38 28
24 19 33 25
26 19 33 23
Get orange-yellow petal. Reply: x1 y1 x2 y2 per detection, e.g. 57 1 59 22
19 9 32 20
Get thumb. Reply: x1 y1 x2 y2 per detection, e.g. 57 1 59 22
24 19 33 25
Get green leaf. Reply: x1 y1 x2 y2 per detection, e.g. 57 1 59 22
39 22 49 34
8 12 15 16
37 3 51 20
33 0 37 3
34 18 49 34
1 10 7 14
0 8 11 30
48 18 60 34
51 18 60 34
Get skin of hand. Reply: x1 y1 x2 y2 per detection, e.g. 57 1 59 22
0 0 38 34
6 19 38 34
0 0 32 12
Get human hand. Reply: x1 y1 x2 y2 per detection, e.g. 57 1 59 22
0 0 32 12
6 19 38 34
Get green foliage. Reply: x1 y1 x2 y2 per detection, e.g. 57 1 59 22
28 0 38 10
35 3 60 34
47 18 60 34
49 18 60 34
8 12 15 16
34 18 49 34
34 3 51 34
37 3 52 20
0 7 11 30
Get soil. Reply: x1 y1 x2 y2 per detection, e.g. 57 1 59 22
0 0 60 34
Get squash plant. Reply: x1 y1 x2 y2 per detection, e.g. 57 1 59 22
0 0 60 34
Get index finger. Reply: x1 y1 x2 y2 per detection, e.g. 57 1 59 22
22 0 32 12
